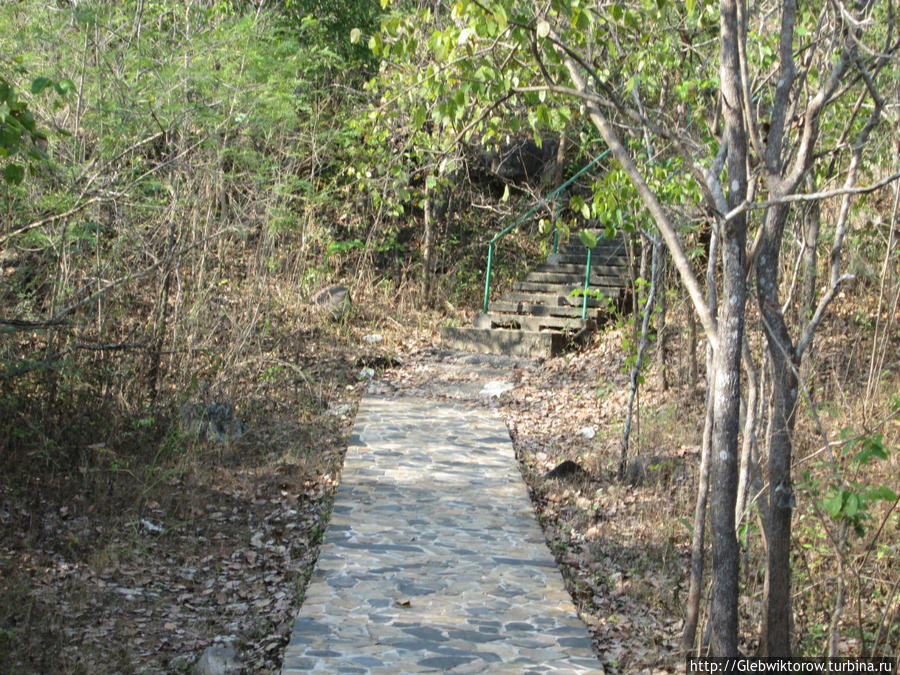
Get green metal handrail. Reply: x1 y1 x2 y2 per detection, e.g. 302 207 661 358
482 148 611 314
581 247 592 321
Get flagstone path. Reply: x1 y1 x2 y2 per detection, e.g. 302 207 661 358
282 351 601 674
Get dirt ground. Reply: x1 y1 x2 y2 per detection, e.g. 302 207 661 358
1 313 897 673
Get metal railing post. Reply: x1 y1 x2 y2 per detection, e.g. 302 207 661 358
581 247 593 321
553 198 561 254
483 242 494 314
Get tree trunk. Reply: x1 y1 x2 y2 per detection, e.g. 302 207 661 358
683 227 720 652
799 179 820 332
656 250 668 391
708 0 749 655
683 385 714 654
423 186 434 300
552 8 745 652
620 235 661 479
687 293 699 389
757 203 799 657
708 244 745 656
736 338 759 529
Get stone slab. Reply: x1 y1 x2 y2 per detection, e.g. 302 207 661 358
282 395 601 674
439 326 567 358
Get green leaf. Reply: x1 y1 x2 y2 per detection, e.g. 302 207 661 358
494 6 508 30
844 492 859 517
350 28 362 44
824 490 846 518
3 163 25 184
54 78 76 95
578 229 598 249
368 33 382 56
31 77 53 95
854 435 888 464
868 486 899 502
411 104 426 129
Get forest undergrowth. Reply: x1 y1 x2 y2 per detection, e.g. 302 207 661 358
500 298 899 671
2 0 898 671
1 243 897 673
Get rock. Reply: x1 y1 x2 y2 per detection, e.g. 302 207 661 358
479 380 514 398
179 401 247 443
473 313 492 330
362 333 383 344
139 519 164 534
169 653 196 672
312 285 351 321
483 137 560 182
544 459 590 482
193 645 242 675
326 403 352 416
578 426 596 439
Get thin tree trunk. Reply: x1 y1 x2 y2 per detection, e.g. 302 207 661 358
551 11 744 653
620 235 661 479
865 184 899 413
799 177 820 332
683 228 720 653
687 292 699 389
656 250 669 391
423 185 434 300
708 0 748 655
736 337 759 529
827 522 850 657
683 363 716 653
757 203 800 657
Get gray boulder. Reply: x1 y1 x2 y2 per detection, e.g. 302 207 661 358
484 138 560 182
312 284 351 321
193 645 243 675
179 401 247 443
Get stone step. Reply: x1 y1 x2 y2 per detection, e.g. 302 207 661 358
554 254 626 266
534 262 627 276
500 281 622 307
513 280 623 297
475 312 593 332
441 232 634 357
556 241 625 254
556 248 625 258
488 301 598 318
440 326 571 358
502 290 614 307
525 271 626 286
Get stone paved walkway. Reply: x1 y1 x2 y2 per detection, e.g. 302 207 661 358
282 356 601 673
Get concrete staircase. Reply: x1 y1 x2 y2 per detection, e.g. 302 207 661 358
441 235 631 358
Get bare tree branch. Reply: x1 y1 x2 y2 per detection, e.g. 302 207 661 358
723 170 900 222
